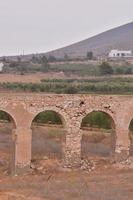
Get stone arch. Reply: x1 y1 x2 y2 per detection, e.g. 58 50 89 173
126 114 133 133
30 108 69 169
79 108 116 129
128 117 133 156
0 109 17 174
80 109 116 158
29 107 69 130
80 109 115 129
0 109 17 129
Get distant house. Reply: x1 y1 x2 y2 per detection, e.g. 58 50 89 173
109 50 132 58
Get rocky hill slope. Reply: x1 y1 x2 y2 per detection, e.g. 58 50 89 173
45 21 133 58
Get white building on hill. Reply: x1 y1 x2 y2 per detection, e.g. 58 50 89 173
109 50 132 58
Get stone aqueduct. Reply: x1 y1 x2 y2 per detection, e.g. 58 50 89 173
0 93 133 174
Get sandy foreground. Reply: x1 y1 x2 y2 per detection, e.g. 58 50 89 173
0 124 132 199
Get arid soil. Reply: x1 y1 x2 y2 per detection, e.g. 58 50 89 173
0 123 133 199
0 73 65 83
1 167 133 200
1 73 133 84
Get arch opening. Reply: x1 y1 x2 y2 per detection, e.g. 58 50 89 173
81 111 116 159
31 110 66 171
129 119 133 155
0 110 16 175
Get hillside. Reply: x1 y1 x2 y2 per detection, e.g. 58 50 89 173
45 21 133 58
1 21 133 62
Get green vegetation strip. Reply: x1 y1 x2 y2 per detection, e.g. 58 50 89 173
1 77 133 94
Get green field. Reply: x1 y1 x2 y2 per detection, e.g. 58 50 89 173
1 76 133 94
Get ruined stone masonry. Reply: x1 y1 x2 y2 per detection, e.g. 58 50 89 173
0 93 132 174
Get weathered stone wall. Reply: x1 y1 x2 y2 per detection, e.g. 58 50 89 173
0 93 132 174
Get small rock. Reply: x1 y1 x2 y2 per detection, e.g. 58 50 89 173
37 166 44 171
30 163 36 169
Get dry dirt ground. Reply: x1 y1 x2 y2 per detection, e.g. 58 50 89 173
0 123 133 199
1 73 133 84
0 72 66 83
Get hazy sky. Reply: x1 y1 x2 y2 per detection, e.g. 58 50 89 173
0 0 133 56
